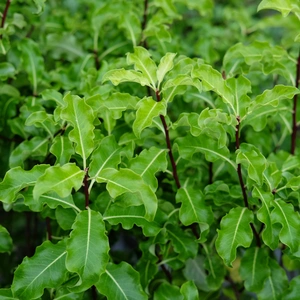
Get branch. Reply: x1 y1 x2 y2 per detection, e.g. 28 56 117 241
0 0 11 39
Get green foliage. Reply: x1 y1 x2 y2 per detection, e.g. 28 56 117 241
1 0 300 298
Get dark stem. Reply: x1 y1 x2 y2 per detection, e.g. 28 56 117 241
291 50 300 155
46 217 52 241
140 0 149 48
93 49 100 70
156 90 181 189
92 285 97 300
208 162 213 184
226 275 240 300
84 168 90 208
156 247 172 283
0 0 11 39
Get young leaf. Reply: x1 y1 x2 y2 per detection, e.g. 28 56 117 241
11 240 67 300
97 168 158 221
95 262 147 300
0 225 13 253
132 97 167 138
215 207 253 267
60 94 95 169
50 136 75 166
0 165 49 204
118 12 141 47
33 163 85 200
180 281 199 300
257 0 299 17
66 209 109 292
157 52 177 89
239 247 270 292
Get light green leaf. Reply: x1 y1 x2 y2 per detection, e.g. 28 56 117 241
61 94 95 169
157 52 177 88
66 209 109 292
236 143 267 186
50 136 75 165
97 168 158 221
176 187 213 241
33 163 85 200
239 247 270 292
257 0 299 17
180 281 199 300
286 176 300 191
11 240 67 300
95 262 147 300
33 0 46 14
132 97 167 138
129 147 168 191
118 12 141 47
284 276 300 300
0 225 13 253
271 200 300 253
216 207 253 267
127 46 158 89
0 165 48 204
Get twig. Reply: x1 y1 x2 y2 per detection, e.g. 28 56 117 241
0 0 11 39
140 0 149 48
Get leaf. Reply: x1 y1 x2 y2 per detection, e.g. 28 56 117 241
118 12 141 47
50 136 75 165
154 282 183 300
103 205 162 236
180 281 199 300
0 289 18 300
215 207 253 267
0 225 13 253
257 0 299 17
239 247 270 292
157 52 177 88
60 94 95 168
33 163 85 200
127 46 158 89
0 165 48 204
176 133 236 169
11 240 67 300
270 200 300 253
236 143 267 186
66 209 109 292
0 62 16 80
129 147 168 191
132 97 167 138
33 0 46 14
284 276 300 300
95 262 147 300
97 168 158 221
286 176 300 191
176 187 213 241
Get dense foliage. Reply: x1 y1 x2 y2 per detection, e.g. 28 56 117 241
0 0 300 299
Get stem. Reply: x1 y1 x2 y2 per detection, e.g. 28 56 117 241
208 162 213 184
46 217 52 241
156 90 181 189
155 247 172 283
140 0 149 48
0 0 11 39
92 285 97 300
225 275 240 300
93 49 100 70
291 49 300 155
84 168 90 208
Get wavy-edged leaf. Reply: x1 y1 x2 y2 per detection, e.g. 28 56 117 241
66 209 109 292
50 136 75 165
127 46 157 89
215 207 253 267
11 240 67 300
271 199 300 253
129 147 168 191
180 281 199 300
257 0 299 17
0 225 13 253
239 247 270 292
97 168 157 221
0 164 48 204
95 262 147 300
60 94 95 168
236 143 267 186
132 97 167 138
157 52 177 88
176 187 213 241
33 163 85 200
176 133 236 169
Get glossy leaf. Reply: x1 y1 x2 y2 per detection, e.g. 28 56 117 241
180 281 199 300
0 225 13 253
33 163 85 200
154 283 183 300
284 276 300 300
50 136 75 166
95 262 147 300
66 209 109 292
215 207 253 267
11 240 67 300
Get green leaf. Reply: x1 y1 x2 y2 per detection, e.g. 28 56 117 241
215 207 253 267
33 163 85 200
176 187 213 241
271 199 300 253
0 225 13 253
257 0 299 17
0 62 16 80
239 247 269 292
50 136 75 165
157 52 177 88
33 0 46 14
118 12 141 47
236 143 267 186
0 165 48 204
66 209 109 292
154 283 183 300
127 47 158 89
97 168 158 221
180 281 199 300
132 97 167 138
95 262 147 300
0 289 18 300
286 175 300 191
11 240 67 300
60 94 95 169
284 276 300 300
129 147 168 191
